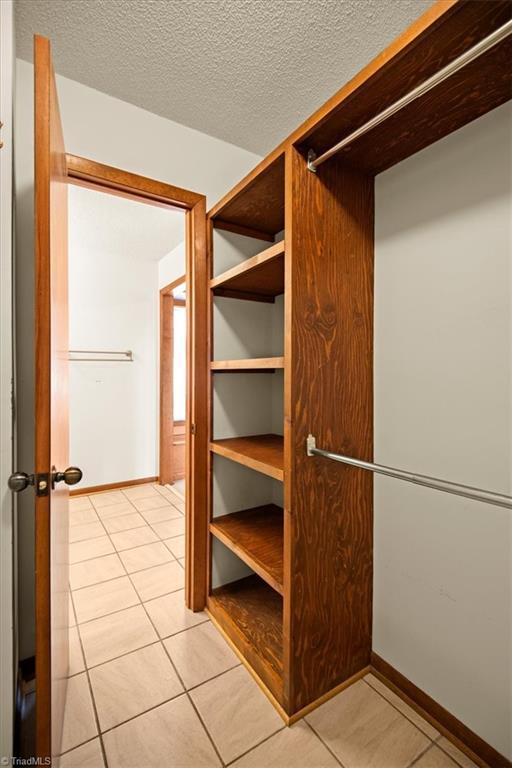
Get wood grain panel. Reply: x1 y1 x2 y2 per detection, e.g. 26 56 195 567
159 291 173 484
299 1 512 173
283 146 374 714
34 35 69 760
210 505 284 593
207 575 283 702
210 153 284 236
210 434 284 480
211 240 285 302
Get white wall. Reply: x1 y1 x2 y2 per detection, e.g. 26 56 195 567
158 242 186 289
0 1 14 757
374 102 511 758
14 58 261 659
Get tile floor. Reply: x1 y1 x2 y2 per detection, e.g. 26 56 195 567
62 483 479 768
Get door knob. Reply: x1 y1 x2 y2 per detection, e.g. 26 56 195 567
53 467 83 486
8 472 34 492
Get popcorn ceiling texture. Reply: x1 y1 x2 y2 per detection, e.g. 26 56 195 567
15 0 432 155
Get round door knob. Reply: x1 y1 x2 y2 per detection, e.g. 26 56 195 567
8 472 33 492
53 467 83 486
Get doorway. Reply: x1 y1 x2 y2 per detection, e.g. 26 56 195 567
160 276 187 490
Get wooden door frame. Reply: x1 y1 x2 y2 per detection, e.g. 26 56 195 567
65 155 208 611
160 274 186 485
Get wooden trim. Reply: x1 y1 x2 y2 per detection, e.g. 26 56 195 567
161 274 186 295
371 653 511 768
70 477 158 497
65 157 208 614
210 357 284 372
66 154 202 210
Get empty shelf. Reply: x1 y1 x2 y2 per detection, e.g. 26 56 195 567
208 575 283 702
210 505 284 594
210 240 284 302
211 357 284 372
210 434 284 481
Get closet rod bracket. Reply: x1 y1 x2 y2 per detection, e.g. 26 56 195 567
306 150 317 173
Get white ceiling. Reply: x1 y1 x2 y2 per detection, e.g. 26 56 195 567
69 184 184 262
15 0 433 155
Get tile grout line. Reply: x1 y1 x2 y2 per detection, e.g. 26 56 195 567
70 588 110 768
363 676 439 741
406 741 437 768
223 725 287 767
302 718 347 768
304 718 349 768
101 515 227 768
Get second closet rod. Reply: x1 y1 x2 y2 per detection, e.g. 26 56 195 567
307 19 512 172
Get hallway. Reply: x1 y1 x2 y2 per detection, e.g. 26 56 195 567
64 484 476 768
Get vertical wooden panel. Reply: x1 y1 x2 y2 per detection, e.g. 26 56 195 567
34 35 69 759
186 198 209 610
284 146 374 713
159 291 173 484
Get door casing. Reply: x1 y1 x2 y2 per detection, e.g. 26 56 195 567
65 155 209 615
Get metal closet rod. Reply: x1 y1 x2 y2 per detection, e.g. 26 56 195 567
307 19 512 172
306 435 512 510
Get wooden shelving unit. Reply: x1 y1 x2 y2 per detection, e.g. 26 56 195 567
210 240 284 302
210 505 283 594
210 435 283 481
211 357 284 372
208 575 283 701
203 4 512 744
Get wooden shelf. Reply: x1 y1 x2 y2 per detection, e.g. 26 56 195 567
210 434 284 481
208 575 283 702
210 153 285 241
210 240 285 303
211 357 284 373
210 505 284 594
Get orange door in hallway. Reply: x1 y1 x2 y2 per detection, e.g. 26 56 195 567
34 34 71 760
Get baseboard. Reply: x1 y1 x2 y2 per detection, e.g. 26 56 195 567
70 476 158 496
370 652 510 768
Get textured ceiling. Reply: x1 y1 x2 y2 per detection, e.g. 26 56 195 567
15 0 433 155
69 184 184 262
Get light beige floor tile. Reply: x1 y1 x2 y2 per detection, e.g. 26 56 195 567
414 745 461 768
70 553 125 590
157 485 184 505
364 673 439 739
70 496 93 512
190 665 283 763
178 557 185 568
90 491 126 508
131 495 177 513
121 485 161 501
151 517 185 540
109 526 159 552
140 505 182 524
306 679 430 768
102 512 146 534
59 738 105 768
95 502 134 520
164 621 238 689
130 560 183 601
69 507 100 526
103 695 220 767
70 537 114 564
144 589 208 638
68 625 85 676
164 534 185 559
436 738 479 768
68 595 77 627
69 521 106 544
119 542 173 573
89 643 183 731
73 576 139 624
79 605 157 667
61 673 97 753
232 720 338 767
